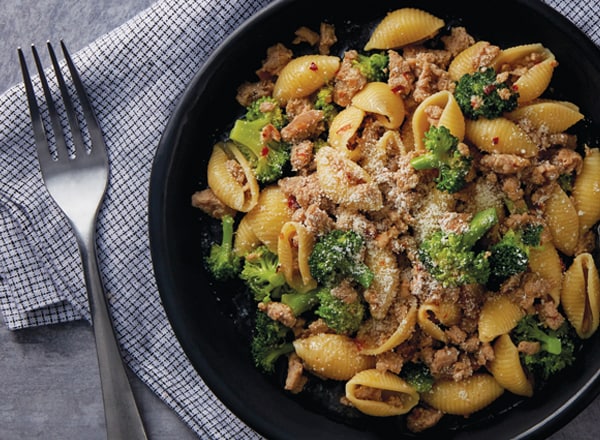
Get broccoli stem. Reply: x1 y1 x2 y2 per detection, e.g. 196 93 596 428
262 343 294 368
530 325 562 355
462 207 499 248
281 291 318 316
229 118 265 157
221 214 235 253
410 153 444 170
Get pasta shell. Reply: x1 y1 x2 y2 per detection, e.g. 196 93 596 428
233 214 260 256
375 129 407 156
513 56 556 104
478 294 524 343
243 185 293 253
351 82 405 130
448 41 494 81
207 142 260 212
572 148 600 234
277 221 317 292
417 301 462 343
528 242 563 305
327 105 366 160
400 114 416 151
421 374 504 416
542 184 579 256
492 44 556 103
492 43 546 70
364 8 444 50
412 188 456 243
363 243 400 319
273 55 341 104
561 253 600 339
293 334 375 380
465 118 538 157
315 146 383 211
506 100 584 133
362 129 407 176
488 333 534 397
411 90 465 152
358 298 418 355
345 369 419 416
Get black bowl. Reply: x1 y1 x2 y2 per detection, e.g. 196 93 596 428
149 1 600 438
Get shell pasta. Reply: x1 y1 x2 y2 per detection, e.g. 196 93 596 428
192 6 600 434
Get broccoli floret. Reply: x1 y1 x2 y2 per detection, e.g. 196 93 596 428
250 310 294 374
557 172 575 194
308 229 374 288
281 290 319 316
410 125 472 193
400 362 434 393
205 215 241 280
245 96 287 129
314 86 338 123
240 245 287 303
353 52 389 82
489 229 530 281
454 67 519 119
418 207 499 287
315 288 366 335
511 314 577 381
488 223 543 288
230 97 290 184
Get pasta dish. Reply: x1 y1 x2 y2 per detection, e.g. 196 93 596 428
191 7 600 432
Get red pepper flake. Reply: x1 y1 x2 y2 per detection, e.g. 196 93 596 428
483 84 496 95
261 146 269 157
287 195 300 210
391 85 405 94
512 84 519 91
336 123 353 135
354 339 366 351
309 62 318 71
492 136 499 145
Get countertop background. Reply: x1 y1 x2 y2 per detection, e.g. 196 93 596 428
0 0 598 439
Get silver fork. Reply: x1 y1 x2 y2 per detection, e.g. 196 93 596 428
18 41 148 440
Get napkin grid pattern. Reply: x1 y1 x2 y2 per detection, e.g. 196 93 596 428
0 0 597 438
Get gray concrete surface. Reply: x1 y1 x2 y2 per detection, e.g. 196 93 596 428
0 1 599 439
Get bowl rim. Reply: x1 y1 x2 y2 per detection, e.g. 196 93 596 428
149 0 600 438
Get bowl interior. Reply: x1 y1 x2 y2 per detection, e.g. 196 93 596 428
149 1 600 438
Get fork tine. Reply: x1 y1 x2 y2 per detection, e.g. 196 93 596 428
17 46 53 164
47 41 86 158
60 41 107 160
30 44 70 161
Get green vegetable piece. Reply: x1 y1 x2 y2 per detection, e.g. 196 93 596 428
410 125 472 193
240 245 287 303
418 207 498 287
354 52 389 82
488 222 543 288
205 215 241 280
250 310 294 374
308 229 374 288
281 290 319 316
229 96 290 184
400 362 434 393
511 314 576 381
454 67 519 119
315 288 366 335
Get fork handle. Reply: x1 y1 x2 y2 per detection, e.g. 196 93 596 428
75 223 148 440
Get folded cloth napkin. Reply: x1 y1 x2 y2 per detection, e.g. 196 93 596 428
0 0 597 438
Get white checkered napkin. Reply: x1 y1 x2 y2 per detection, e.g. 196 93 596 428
0 0 271 438
0 0 597 438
